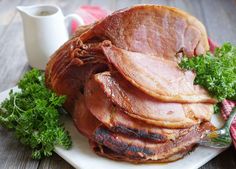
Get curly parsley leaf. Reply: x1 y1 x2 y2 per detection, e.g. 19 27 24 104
179 43 236 101
0 69 71 159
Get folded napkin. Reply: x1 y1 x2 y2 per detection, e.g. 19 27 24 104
221 100 236 148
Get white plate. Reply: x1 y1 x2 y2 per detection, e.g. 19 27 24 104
0 87 226 169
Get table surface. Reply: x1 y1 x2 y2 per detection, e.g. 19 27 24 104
0 0 236 168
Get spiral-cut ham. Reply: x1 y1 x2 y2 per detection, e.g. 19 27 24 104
45 5 216 163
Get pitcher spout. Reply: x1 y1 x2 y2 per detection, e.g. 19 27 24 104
16 4 60 18
17 6 32 17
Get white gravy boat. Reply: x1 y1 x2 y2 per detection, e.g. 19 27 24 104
17 4 84 70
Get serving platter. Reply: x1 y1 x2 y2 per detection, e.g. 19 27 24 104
0 87 226 169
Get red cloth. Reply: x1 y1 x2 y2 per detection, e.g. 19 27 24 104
221 100 236 148
208 38 217 53
71 5 109 34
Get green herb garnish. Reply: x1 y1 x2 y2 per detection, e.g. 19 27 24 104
0 69 71 159
180 43 236 101
213 103 221 114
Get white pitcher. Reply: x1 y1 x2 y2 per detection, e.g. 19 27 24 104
17 4 84 70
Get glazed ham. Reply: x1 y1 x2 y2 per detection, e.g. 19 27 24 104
45 5 216 163
80 5 209 59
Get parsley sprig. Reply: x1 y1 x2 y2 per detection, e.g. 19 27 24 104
0 69 71 159
180 43 236 101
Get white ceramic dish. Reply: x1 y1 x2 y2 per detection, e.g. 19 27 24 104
0 87 226 169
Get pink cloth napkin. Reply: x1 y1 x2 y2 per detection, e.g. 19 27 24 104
208 38 217 53
71 5 109 34
209 38 236 148
221 100 236 147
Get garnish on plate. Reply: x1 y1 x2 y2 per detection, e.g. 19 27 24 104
0 69 71 159
180 43 236 101
180 43 236 146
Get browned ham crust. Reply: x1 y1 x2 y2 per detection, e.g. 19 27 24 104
80 5 209 59
45 5 215 163
90 141 194 163
92 122 212 163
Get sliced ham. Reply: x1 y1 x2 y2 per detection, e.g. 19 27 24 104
84 75 190 142
71 96 212 163
90 140 191 163
71 93 214 163
102 43 216 103
46 39 108 112
45 5 216 163
72 95 101 138
46 37 107 92
92 122 213 163
80 5 209 59
93 71 214 128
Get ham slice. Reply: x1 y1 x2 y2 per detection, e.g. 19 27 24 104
45 38 108 112
72 95 101 138
92 122 213 163
51 62 107 113
84 75 190 142
80 5 209 59
102 43 216 103
90 140 192 163
93 71 214 128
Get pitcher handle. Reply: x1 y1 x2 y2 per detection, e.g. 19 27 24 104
65 14 84 37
